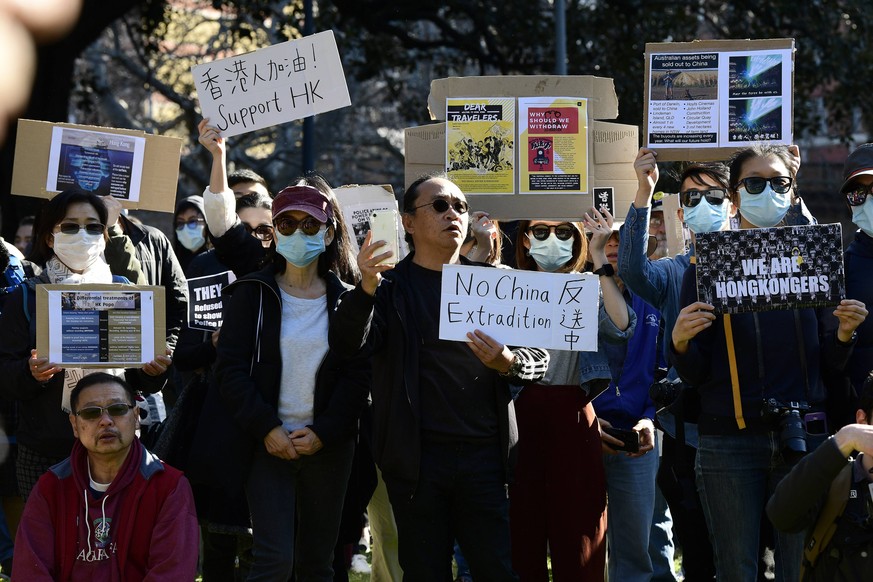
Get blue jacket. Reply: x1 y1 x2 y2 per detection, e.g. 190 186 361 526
845 230 873 393
577 295 637 392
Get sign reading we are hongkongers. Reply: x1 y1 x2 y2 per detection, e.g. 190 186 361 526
192 31 351 138
694 224 845 314
439 265 600 351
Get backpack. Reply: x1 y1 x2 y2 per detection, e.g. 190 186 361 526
801 462 853 578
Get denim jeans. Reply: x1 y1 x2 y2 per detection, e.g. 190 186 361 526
245 440 354 581
696 432 804 582
603 437 675 582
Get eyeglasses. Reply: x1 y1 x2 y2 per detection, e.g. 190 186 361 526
680 188 728 208
410 198 469 214
175 218 205 231
75 403 134 421
56 223 106 236
244 223 275 241
528 223 576 241
274 216 325 236
845 183 873 207
737 176 793 195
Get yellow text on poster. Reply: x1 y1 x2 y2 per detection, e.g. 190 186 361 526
445 98 515 195
519 97 588 194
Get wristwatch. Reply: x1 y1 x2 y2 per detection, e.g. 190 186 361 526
592 264 615 277
500 354 523 378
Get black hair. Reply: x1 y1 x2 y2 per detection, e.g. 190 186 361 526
728 144 796 193
70 372 136 413
17 216 35 228
228 169 269 191
235 191 273 213
859 372 873 420
28 189 109 266
401 172 449 248
679 162 732 202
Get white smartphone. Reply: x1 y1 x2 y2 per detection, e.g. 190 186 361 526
369 210 400 266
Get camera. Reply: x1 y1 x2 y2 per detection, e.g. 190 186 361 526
761 398 810 462
649 377 686 411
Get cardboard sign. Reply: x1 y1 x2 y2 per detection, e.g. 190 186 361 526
37 284 166 368
192 31 351 138
694 224 844 314
519 97 588 194
439 265 600 351
644 38 795 161
334 184 408 258
446 98 515 194
11 119 181 212
187 271 235 331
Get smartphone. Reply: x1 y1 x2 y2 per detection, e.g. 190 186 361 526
602 426 640 453
369 210 400 266
804 411 828 435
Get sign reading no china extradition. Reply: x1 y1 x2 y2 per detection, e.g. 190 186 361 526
192 31 351 138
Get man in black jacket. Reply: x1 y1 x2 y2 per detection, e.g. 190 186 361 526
329 175 548 582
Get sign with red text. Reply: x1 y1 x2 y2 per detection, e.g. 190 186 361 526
519 97 588 194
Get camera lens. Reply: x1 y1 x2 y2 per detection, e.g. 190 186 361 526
779 409 807 463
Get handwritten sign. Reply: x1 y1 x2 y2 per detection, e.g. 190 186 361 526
192 31 351 138
439 265 600 351
187 271 236 331
694 224 844 313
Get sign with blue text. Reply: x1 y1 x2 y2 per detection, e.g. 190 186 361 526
192 31 351 138
439 265 600 351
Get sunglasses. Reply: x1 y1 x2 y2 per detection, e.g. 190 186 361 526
680 188 728 208
845 183 872 207
528 223 576 241
75 403 134 421
56 223 106 236
737 176 793 195
175 218 205 231
274 216 325 237
411 198 469 214
244 224 275 241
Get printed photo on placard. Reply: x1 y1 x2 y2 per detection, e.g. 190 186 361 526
446 97 515 195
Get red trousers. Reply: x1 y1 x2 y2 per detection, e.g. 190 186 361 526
509 384 607 582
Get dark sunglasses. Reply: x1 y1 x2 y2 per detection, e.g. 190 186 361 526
680 188 728 208
175 218 205 231
56 223 106 236
244 224 275 241
737 176 793 195
411 198 469 214
528 223 576 241
274 216 325 237
75 403 134 421
845 183 872 207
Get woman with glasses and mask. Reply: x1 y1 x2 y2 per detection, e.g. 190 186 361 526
173 195 210 272
670 145 868 581
509 212 634 581
210 185 367 580
0 189 169 499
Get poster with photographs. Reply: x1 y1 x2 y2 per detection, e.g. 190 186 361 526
724 53 786 143
694 224 844 314
518 97 588 194
446 98 515 195
647 53 720 147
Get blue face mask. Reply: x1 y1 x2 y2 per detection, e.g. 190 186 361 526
275 229 326 267
852 197 873 238
739 184 791 228
527 233 574 272
682 199 729 234
176 224 205 252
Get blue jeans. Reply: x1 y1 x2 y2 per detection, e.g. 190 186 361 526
245 440 354 581
696 432 804 582
603 437 675 582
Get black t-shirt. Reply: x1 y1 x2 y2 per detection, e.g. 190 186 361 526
408 262 498 440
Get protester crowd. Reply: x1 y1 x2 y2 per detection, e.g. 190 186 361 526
0 108 871 582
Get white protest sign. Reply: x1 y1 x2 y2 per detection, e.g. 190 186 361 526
439 265 600 351
192 31 351 138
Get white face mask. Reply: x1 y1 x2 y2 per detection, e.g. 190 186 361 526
52 230 106 272
852 196 873 238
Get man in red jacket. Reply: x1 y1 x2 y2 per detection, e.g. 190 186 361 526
13 372 198 580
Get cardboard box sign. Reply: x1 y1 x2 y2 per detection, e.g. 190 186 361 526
405 75 638 221
11 119 182 213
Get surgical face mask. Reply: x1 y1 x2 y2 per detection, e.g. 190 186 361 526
683 199 729 234
52 230 106 272
176 224 206 252
852 196 873 238
738 184 791 228
275 229 326 268
527 233 574 272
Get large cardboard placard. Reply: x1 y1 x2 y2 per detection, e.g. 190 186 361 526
694 224 844 314
445 98 515 194
644 38 795 161
187 271 235 331
11 119 182 212
334 184 408 259
192 31 351 138
37 284 166 368
439 265 600 351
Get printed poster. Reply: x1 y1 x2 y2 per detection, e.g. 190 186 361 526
518 97 588 194
439 265 600 351
334 184 408 258
694 224 844 314
187 270 236 331
445 98 515 195
45 127 146 201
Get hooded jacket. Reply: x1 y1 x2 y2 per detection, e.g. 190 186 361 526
13 438 198 581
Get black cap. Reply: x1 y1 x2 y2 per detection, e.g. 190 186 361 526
841 143 873 193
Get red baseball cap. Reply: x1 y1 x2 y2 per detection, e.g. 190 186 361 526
272 185 333 223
